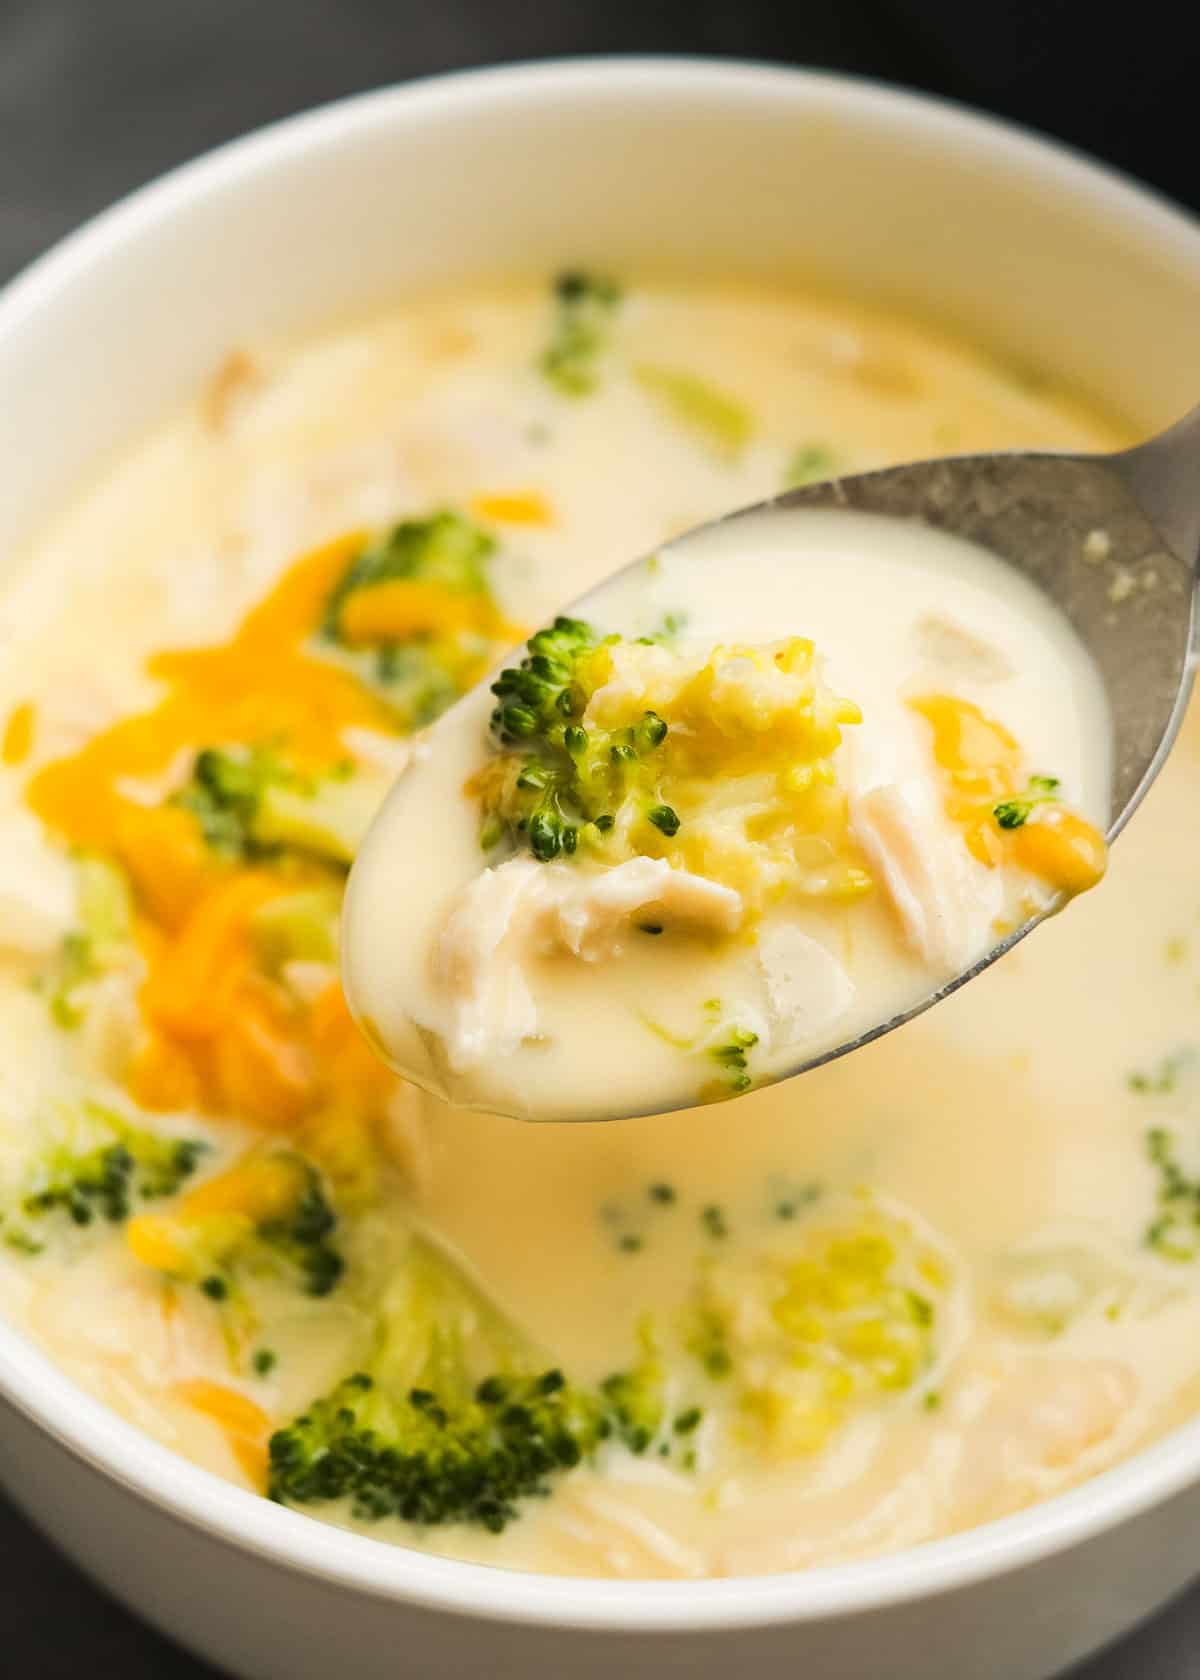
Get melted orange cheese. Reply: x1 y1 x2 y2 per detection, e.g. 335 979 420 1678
27 532 401 1138
909 693 1106 895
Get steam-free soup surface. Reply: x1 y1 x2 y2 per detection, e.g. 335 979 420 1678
2 277 1194 1580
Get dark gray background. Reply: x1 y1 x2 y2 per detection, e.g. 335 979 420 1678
1 2 1196 1674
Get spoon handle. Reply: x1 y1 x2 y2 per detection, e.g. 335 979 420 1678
1111 402 1200 573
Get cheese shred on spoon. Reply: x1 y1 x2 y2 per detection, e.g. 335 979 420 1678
344 509 1111 1121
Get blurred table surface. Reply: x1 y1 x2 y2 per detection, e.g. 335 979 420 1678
1 3 1196 1675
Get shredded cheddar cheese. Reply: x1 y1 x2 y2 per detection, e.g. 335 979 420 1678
910 693 1106 896
2 700 35 767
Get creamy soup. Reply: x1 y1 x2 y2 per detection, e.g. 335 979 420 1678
346 508 1111 1119
3 276 1194 1581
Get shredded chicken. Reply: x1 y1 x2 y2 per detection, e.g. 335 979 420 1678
756 924 855 1046
851 783 969 973
550 1478 709 1579
432 860 542 1073
913 613 1013 683
951 1357 1136 1527
0 812 75 958
434 855 744 1071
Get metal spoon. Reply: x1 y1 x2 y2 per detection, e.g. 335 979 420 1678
345 405 1199 1117
665 402 1200 1080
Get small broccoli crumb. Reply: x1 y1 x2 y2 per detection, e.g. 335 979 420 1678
686 1305 733 1380
3 1229 44 1256
253 1348 278 1377
648 1182 676 1205
706 1026 760 1096
673 1406 703 1435
1144 1125 1200 1261
1129 1050 1194 1095
701 1204 730 1241
634 610 687 647
783 442 836 490
646 803 680 837
618 1233 644 1255
993 773 1062 830
774 1184 821 1221
539 272 622 397
201 1274 229 1301
600 1328 666 1454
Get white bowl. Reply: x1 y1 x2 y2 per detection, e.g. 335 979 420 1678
1 57 1198 1680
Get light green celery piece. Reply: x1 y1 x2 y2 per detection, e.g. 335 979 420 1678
250 887 342 972
633 363 754 460
253 772 386 866
783 442 837 490
75 854 133 953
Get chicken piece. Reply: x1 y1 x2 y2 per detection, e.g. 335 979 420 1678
433 859 542 1073
0 810 75 959
913 613 1013 684
851 783 969 973
756 923 855 1046
548 1477 709 1579
550 855 743 960
434 855 744 1071
951 1356 1136 1527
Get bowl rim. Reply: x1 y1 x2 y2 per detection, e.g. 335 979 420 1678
3 52 1200 1635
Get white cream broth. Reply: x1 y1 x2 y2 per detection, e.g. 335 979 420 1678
5 277 1197 1583
345 509 1111 1121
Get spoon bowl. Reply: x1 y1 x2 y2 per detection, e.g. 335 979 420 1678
345 406 1199 1118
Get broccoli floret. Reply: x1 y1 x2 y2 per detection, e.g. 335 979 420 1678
488 615 600 746
267 1235 612 1530
322 513 496 642
175 746 272 856
682 1202 949 1456
993 773 1062 830
11 1102 204 1234
173 746 381 869
476 617 672 862
127 1151 344 1300
538 271 622 397
317 514 514 729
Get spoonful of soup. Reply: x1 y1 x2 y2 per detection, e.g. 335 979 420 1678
342 404 1199 1121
